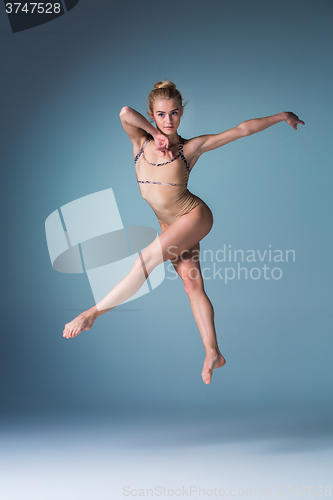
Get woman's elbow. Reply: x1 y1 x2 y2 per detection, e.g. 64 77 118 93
119 106 131 117
238 123 250 137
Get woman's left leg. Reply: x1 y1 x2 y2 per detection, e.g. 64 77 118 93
170 240 226 384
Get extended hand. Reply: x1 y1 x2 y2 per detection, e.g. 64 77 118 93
285 112 305 130
154 133 174 158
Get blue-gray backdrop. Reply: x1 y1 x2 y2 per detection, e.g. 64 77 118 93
1 0 332 419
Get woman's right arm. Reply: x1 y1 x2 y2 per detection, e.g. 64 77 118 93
119 106 158 146
119 106 174 156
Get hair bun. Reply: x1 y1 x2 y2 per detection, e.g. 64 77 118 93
154 80 176 90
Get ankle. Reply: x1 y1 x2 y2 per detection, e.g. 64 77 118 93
88 305 114 319
205 346 220 357
85 306 100 320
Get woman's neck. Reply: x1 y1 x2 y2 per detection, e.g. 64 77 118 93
165 132 180 146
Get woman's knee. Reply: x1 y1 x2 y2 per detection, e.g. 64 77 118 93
183 274 204 295
134 247 163 277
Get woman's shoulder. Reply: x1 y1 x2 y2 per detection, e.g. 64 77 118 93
180 135 207 167
179 136 194 151
180 135 201 155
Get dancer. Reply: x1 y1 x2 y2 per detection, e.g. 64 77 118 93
63 81 304 384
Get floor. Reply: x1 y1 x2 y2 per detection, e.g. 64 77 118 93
0 410 332 499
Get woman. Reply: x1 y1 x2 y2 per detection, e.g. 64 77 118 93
63 81 304 385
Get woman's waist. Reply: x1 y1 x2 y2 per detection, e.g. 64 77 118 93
138 184 204 207
138 182 188 200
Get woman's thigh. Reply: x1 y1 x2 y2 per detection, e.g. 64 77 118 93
141 204 213 269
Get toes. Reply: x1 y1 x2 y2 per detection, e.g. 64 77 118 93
63 318 88 339
63 326 72 338
202 370 212 385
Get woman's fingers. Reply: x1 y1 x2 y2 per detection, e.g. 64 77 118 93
155 136 174 157
294 118 305 129
286 112 305 130
158 148 172 157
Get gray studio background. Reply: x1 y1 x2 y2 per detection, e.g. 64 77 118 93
1 0 332 419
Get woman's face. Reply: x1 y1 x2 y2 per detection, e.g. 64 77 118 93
150 98 183 135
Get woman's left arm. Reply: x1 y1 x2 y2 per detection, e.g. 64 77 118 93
190 112 305 157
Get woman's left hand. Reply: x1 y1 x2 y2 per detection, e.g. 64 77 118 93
285 112 305 130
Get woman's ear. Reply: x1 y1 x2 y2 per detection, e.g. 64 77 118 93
180 106 184 118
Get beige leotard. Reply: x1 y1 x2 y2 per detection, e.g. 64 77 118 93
134 135 209 226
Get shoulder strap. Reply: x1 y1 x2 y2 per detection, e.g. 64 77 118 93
134 136 151 163
178 139 191 174
143 136 151 150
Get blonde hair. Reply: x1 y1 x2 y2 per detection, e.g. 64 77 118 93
148 80 185 117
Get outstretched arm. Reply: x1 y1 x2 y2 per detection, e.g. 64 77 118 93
241 111 305 134
189 111 305 157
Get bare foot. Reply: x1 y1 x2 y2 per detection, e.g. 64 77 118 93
63 311 96 339
201 350 226 385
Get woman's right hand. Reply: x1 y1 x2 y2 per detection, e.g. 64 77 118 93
153 133 174 158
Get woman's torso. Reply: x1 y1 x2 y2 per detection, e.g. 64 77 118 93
134 135 208 225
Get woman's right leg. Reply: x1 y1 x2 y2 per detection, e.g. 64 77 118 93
63 205 213 338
